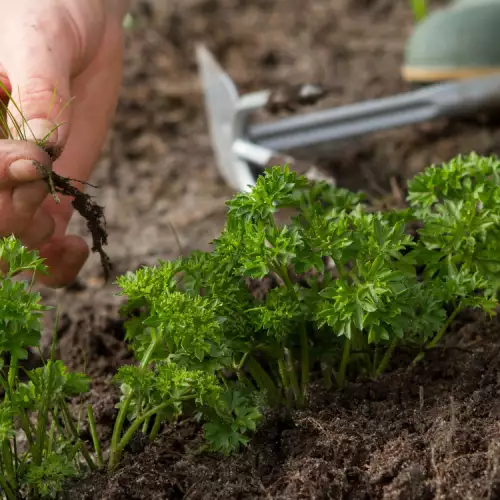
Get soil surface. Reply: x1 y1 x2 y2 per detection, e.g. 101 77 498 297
36 0 500 498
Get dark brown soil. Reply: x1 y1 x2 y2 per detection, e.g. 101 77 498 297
36 0 500 498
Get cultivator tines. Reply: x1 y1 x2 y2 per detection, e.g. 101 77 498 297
196 44 500 192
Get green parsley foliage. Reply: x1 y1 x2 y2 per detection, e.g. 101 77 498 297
115 154 500 457
0 236 93 500
5 152 498 496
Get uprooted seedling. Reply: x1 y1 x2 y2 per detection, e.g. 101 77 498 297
39 147 111 280
0 85 112 280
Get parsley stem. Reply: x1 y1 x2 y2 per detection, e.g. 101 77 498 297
427 306 460 350
87 404 103 468
277 358 292 406
272 262 294 290
237 351 250 372
284 348 303 407
7 357 18 392
109 335 158 470
336 337 351 389
372 348 381 377
375 338 398 376
300 324 310 401
142 414 151 434
0 372 8 394
149 413 162 442
33 364 54 467
114 396 195 465
246 355 280 403
18 412 35 448
413 306 460 366
1 440 15 490
59 399 97 471
0 472 15 500
109 392 133 469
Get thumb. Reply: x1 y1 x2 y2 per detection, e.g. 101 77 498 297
1 30 74 151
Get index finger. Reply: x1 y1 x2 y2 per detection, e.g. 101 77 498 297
0 139 52 188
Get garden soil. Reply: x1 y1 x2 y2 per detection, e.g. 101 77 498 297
36 0 500 498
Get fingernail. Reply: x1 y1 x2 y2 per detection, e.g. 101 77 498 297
9 159 50 182
15 118 58 145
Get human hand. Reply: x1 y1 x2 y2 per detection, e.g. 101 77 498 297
0 0 128 286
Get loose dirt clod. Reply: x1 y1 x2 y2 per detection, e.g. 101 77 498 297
37 146 112 280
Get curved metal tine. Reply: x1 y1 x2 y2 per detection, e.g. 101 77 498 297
196 44 256 192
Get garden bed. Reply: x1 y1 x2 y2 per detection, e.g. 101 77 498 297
35 0 500 498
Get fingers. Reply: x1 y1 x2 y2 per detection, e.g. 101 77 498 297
0 139 52 187
0 140 53 237
0 140 55 276
36 235 89 288
47 14 125 182
17 208 55 249
0 9 75 147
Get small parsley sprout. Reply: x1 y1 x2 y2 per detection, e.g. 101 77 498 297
0 236 49 362
24 453 78 499
0 238 97 500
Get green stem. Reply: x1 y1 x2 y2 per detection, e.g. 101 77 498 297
149 413 162 442
284 348 303 407
336 337 351 389
112 396 195 470
277 358 292 406
108 396 133 468
47 418 56 454
33 377 52 466
375 338 398 376
0 472 16 500
237 351 250 372
0 371 8 394
270 261 295 291
300 324 310 401
12 438 18 481
7 357 18 393
245 355 280 403
59 400 96 471
18 412 35 448
413 306 460 366
141 415 151 434
1 440 15 490
351 326 371 375
427 306 460 350
372 347 381 377
109 335 158 470
87 404 103 468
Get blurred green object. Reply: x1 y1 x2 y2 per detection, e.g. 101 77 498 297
403 1 500 82
410 0 428 22
122 12 134 29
